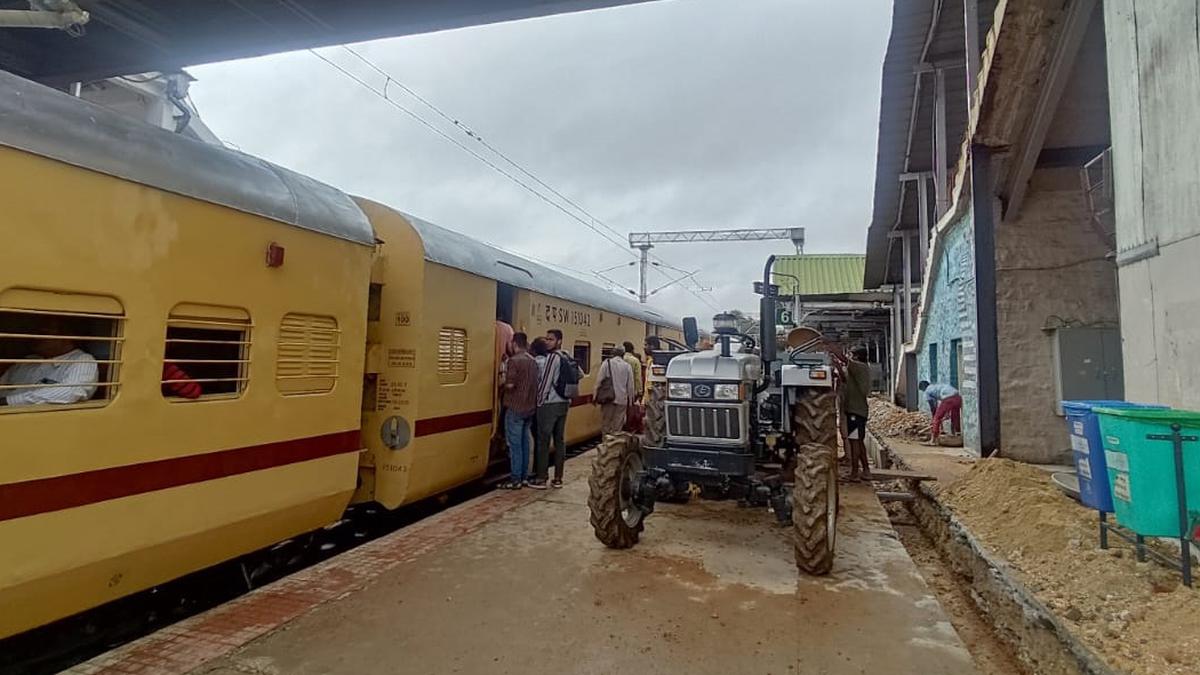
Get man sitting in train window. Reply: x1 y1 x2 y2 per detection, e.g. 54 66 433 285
162 363 202 399
0 319 98 407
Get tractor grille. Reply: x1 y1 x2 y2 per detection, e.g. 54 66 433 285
667 404 741 440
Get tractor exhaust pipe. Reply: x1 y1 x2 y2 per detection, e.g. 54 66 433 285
760 255 777 367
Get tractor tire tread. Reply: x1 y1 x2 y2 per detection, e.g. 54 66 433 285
587 433 644 549
792 442 836 575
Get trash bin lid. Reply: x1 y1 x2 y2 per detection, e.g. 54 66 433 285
1094 407 1200 429
1061 400 1165 414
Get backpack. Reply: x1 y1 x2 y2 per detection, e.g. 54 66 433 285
554 352 582 400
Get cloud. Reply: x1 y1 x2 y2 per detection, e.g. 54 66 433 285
189 0 891 325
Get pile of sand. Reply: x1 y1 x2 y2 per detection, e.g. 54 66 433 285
868 398 929 441
942 459 1200 675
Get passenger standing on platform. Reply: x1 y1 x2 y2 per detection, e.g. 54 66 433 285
499 332 537 489
919 380 962 445
543 328 573 488
621 341 642 401
595 345 636 435
531 332 567 489
643 335 661 399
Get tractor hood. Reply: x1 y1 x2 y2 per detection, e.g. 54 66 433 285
666 348 762 382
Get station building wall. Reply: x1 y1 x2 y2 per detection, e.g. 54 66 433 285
994 167 1120 463
1105 0 1200 412
914 206 981 454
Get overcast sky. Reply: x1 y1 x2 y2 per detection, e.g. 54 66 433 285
189 0 891 326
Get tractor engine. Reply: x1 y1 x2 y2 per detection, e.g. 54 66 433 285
646 340 763 482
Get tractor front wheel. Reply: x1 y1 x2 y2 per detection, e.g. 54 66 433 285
588 433 647 548
642 382 667 448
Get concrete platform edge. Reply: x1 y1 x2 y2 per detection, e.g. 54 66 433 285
61 460 570 675
869 432 1118 675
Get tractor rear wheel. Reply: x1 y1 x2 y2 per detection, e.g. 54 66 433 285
642 382 667 448
588 433 647 548
791 387 838 447
791 387 839 576
792 442 837 575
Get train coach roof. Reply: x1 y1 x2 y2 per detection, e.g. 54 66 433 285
406 214 680 329
0 70 375 247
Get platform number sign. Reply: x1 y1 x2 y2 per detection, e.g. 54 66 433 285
776 307 796 326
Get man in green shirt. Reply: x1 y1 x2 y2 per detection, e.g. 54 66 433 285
622 341 643 401
836 346 872 481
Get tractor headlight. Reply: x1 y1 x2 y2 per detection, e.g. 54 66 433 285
669 382 692 399
714 383 741 400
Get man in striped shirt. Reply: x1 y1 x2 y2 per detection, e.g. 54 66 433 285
0 332 98 407
532 330 571 489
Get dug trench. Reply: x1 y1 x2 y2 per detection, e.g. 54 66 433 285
875 452 1116 675
883 500 1028 675
869 429 1200 675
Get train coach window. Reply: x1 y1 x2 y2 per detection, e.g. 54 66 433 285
437 327 468 385
0 291 125 410
163 305 252 400
573 341 592 374
277 313 340 395
600 343 616 361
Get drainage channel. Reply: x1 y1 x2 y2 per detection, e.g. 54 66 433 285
883 499 1028 675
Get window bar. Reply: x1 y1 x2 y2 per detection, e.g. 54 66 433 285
0 308 126 320
0 332 124 341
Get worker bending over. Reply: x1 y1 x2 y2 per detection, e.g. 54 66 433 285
919 380 961 445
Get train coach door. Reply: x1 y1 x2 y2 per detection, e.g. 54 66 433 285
487 283 519 474
496 283 516 325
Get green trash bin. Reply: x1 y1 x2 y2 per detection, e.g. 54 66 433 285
1095 407 1200 538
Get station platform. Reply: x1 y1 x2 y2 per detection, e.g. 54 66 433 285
67 452 976 675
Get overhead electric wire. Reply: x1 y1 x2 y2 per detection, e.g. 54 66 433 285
342 45 718 304
307 49 634 257
225 0 718 308
339 45 632 248
313 46 721 311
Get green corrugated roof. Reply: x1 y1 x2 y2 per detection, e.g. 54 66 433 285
772 254 866 296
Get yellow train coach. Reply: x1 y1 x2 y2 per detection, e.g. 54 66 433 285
0 71 678 639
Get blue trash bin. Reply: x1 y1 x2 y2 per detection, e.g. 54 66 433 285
1062 400 1168 511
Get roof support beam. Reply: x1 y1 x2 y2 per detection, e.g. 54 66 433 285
963 0 980 99
901 229 913 342
972 144 1001 456
1002 0 1098 219
900 171 933 279
933 66 950 217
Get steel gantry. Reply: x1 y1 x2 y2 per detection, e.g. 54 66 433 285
626 228 805 302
